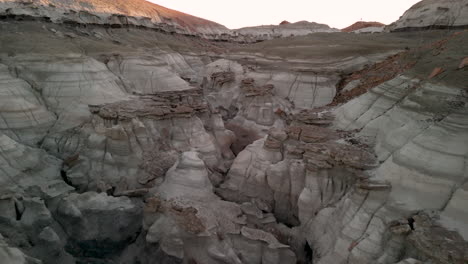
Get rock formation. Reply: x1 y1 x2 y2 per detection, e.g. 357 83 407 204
0 0 467 263
136 151 297 263
55 192 143 258
0 64 56 144
387 0 468 31
0 0 339 42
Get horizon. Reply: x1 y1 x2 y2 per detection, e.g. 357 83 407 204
148 0 421 29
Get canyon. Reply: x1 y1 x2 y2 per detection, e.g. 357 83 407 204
0 0 467 264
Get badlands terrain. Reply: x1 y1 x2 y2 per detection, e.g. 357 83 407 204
0 0 467 264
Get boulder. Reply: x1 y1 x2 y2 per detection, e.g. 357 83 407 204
55 192 143 257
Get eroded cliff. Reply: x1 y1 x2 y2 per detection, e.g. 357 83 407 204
0 1 467 264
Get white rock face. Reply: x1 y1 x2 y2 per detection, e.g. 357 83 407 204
15 56 128 109
212 52 394 114
0 64 56 145
0 234 40 264
329 67 468 262
13 56 128 131
47 111 226 192
220 138 284 200
107 55 192 94
335 76 468 213
219 56 468 262
387 0 468 31
246 71 338 109
440 182 468 240
202 59 244 108
0 52 233 198
0 172 74 264
210 114 236 161
216 115 399 263
159 151 215 200
0 132 72 199
0 52 241 263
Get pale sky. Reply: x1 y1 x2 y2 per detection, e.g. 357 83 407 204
148 0 421 29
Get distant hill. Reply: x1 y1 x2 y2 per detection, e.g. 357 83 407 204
342 21 385 32
0 0 228 35
231 20 340 41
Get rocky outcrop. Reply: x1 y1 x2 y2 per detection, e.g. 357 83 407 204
0 64 56 145
216 31 468 264
10 55 129 132
0 132 72 199
336 75 467 209
334 32 468 213
201 56 372 132
332 52 415 105
0 18 239 263
323 31 468 263
55 192 143 258
245 70 340 109
403 212 468 264
387 0 468 31
201 59 291 153
142 151 297 263
157 151 215 200
51 88 232 193
0 234 41 264
0 179 74 264
107 55 193 94
0 0 228 37
218 110 379 225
